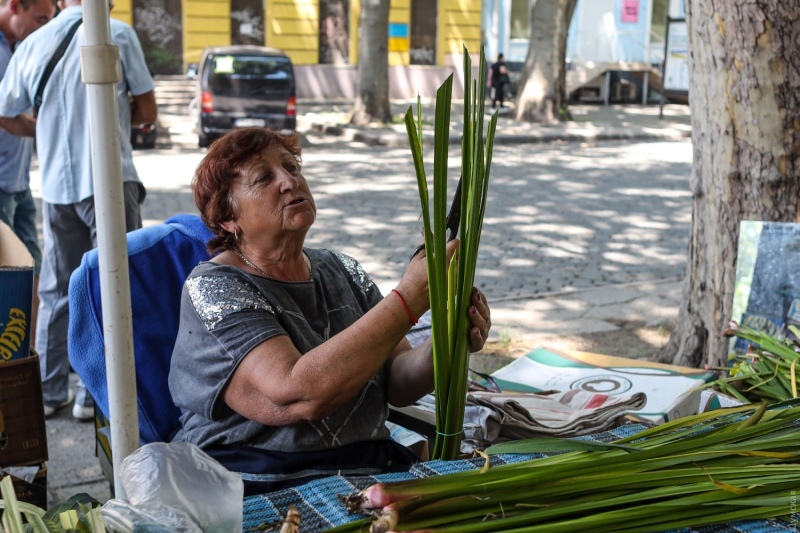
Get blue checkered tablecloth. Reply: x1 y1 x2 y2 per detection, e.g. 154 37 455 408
241 422 798 532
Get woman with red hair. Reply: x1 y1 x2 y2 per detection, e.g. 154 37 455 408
169 128 491 494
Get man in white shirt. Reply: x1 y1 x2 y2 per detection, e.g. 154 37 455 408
0 0 157 420
0 0 55 354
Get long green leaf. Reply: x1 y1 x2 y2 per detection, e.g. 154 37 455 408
486 438 641 455
83 508 105 533
404 106 444 436
0 477 25 533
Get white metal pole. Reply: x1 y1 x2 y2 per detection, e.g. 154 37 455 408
80 0 139 501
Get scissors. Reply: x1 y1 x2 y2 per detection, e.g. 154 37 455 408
410 176 462 262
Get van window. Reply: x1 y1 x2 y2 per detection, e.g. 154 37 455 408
207 55 292 96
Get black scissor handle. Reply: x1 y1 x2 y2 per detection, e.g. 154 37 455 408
410 243 426 262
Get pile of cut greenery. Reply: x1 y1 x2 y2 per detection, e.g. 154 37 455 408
330 401 800 533
0 477 104 533
707 322 800 404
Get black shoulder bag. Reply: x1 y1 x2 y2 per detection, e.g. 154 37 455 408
33 18 83 114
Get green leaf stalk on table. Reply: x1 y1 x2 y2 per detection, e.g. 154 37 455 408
403 44 498 462
328 401 800 533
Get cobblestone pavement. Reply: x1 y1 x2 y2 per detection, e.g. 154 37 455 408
121 135 693 300
298 103 692 147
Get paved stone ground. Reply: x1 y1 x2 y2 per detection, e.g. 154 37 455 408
29 106 692 506
299 103 692 147
116 136 692 301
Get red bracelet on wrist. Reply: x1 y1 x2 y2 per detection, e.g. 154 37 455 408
392 289 418 325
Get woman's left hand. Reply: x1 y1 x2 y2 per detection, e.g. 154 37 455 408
468 288 491 352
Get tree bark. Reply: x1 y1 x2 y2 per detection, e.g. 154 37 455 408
350 0 392 125
659 0 800 368
514 0 578 123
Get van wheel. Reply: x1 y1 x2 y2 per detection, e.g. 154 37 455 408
198 132 211 148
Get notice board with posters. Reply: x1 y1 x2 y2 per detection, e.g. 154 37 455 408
663 19 689 91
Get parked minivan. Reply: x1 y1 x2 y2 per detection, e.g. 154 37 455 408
189 45 296 147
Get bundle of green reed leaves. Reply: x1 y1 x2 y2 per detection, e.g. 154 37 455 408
404 46 498 461
330 401 800 533
707 322 800 403
0 476 105 533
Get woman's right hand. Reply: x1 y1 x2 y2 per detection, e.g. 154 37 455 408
395 239 459 319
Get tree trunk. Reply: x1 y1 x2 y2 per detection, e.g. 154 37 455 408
350 0 391 125
659 0 800 368
514 0 578 123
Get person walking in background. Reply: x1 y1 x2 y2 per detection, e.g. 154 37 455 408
0 0 56 350
0 0 156 421
488 53 510 110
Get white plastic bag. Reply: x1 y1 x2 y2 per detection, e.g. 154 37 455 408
102 499 177 533
106 442 243 533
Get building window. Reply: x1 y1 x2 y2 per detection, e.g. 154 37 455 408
319 0 349 64
231 0 265 46
509 0 529 40
132 0 183 74
410 0 436 65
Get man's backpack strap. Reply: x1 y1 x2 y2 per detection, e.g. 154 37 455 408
33 18 83 114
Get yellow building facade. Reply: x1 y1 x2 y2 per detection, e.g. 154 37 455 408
111 0 482 72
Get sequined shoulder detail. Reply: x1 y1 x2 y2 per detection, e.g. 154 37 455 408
186 275 275 331
330 251 375 298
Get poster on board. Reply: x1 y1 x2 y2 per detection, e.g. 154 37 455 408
621 0 639 23
663 21 689 92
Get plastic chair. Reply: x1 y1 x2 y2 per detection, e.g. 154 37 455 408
68 214 214 444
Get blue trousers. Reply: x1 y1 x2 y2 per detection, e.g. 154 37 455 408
0 187 42 273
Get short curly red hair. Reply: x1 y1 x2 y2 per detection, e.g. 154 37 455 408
193 127 302 254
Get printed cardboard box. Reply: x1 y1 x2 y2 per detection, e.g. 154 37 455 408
0 355 48 466
490 347 716 424
0 221 34 361
0 463 47 510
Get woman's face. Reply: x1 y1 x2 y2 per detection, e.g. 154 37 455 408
230 143 316 244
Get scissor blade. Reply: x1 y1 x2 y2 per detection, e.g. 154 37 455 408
446 176 462 242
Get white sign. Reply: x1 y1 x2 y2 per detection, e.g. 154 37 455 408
668 0 685 19
663 21 689 92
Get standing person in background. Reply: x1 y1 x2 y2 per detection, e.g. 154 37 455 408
0 0 55 350
0 0 157 421
488 53 509 110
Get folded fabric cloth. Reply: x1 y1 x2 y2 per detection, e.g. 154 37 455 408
462 390 647 451
414 394 503 454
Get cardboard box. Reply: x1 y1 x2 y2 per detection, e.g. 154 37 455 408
490 347 716 425
0 355 48 466
0 221 34 361
1 463 47 510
